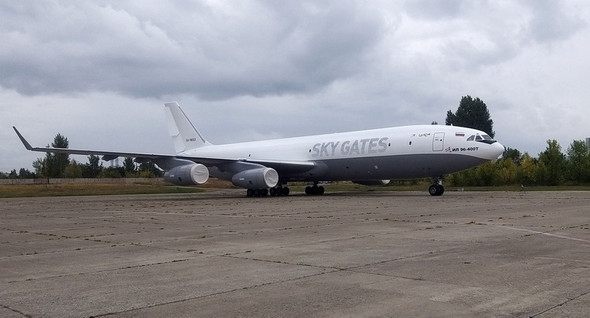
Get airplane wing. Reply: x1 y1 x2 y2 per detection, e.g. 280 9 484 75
13 126 316 174
243 158 316 174
13 126 173 161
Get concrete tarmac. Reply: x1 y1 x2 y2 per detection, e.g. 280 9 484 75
1 190 589 317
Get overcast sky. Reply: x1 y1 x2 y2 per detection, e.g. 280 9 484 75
2 0 589 172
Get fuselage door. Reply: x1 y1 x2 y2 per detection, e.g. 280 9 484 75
432 132 445 151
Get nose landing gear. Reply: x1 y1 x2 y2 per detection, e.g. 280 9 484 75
429 177 445 196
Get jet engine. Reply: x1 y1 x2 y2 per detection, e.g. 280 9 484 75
164 163 209 186
231 167 279 189
352 179 391 186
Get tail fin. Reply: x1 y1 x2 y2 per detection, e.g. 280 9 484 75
164 102 211 153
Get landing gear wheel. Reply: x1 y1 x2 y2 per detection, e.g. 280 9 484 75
305 185 325 195
429 176 445 196
255 186 290 197
317 186 325 195
428 184 444 196
437 185 444 195
246 189 269 197
428 185 437 196
268 186 290 196
280 187 290 196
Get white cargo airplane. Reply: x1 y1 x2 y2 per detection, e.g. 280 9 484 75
14 102 504 196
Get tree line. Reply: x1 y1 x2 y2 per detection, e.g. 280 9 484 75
448 140 590 187
2 96 589 186
445 96 589 186
1 133 161 179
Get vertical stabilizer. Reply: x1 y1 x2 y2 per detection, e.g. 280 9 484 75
164 102 211 153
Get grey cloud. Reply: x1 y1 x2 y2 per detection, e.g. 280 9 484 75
440 37 520 71
523 0 586 43
0 1 386 100
403 0 466 20
400 1 585 73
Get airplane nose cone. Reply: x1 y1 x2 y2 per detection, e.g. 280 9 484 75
492 142 505 159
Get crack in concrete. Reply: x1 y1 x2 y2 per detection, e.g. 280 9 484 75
0 303 32 318
528 289 590 318
89 271 334 318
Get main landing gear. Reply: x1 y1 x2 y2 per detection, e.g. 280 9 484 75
246 185 290 197
305 182 325 195
270 185 290 196
245 182 324 197
429 177 445 196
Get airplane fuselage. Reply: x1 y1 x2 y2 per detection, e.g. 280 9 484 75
180 125 504 182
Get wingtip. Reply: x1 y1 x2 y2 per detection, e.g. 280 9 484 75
13 126 33 150
164 101 180 108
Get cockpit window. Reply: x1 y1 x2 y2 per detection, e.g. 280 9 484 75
467 133 496 144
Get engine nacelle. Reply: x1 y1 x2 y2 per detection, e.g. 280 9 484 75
353 179 390 186
231 167 279 189
164 164 209 186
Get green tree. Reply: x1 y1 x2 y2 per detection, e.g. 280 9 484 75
82 155 102 178
446 96 495 137
503 147 521 165
45 133 70 177
32 158 46 177
138 161 161 178
98 166 125 178
123 157 136 176
64 160 83 178
18 168 35 178
538 140 565 185
475 161 499 186
448 166 477 186
517 153 539 185
566 140 590 183
496 158 518 185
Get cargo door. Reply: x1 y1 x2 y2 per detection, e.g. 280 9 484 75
432 132 445 151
